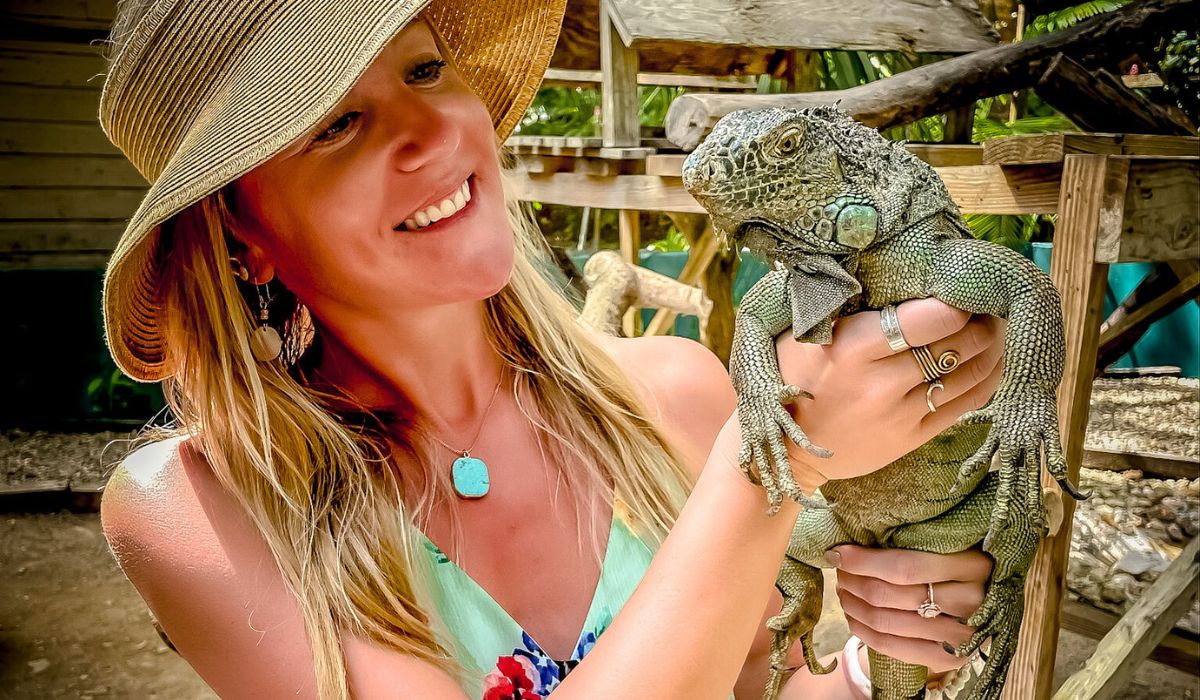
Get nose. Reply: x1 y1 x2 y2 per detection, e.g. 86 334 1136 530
386 87 459 172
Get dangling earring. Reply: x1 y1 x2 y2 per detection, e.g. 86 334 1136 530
250 281 283 362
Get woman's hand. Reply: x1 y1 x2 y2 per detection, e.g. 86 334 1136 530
775 298 1006 483
828 544 993 674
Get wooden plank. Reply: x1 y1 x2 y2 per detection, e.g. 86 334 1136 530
938 164 1062 214
1006 155 1125 700
1096 266 1200 369
1121 73 1165 89
0 154 144 187
0 120 120 155
1112 160 1200 263
0 250 112 269
984 133 1200 165
0 188 144 219
604 0 997 53
618 209 641 337
4 0 114 24
0 84 100 122
512 165 1063 215
1062 598 1200 676
1053 536 1200 700
645 144 984 176
543 67 757 90
0 220 123 253
1083 448 1200 480
0 40 107 89
1036 55 1195 136
600 0 639 149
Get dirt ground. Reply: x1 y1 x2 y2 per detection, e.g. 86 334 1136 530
1 511 1196 699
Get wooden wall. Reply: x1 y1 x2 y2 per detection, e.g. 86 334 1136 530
1 0 144 269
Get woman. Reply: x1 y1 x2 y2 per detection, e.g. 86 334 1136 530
97 1 1004 698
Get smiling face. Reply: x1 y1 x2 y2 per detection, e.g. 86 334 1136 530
225 18 513 320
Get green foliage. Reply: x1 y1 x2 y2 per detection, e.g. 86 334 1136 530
646 226 689 252
1153 31 1200 124
1023 0 1128 39
85 367 164 418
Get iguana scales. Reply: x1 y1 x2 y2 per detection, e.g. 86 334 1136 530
680 106 1085 700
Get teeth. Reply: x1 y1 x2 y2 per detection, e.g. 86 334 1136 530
400 178 471 231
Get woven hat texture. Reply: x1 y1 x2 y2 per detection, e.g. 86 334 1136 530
99 0 567 381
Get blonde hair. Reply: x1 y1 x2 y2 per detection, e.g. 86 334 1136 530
112 11 695 698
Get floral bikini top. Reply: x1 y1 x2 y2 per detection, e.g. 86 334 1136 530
415 502 714 700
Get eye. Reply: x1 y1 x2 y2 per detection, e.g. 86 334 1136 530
311 111 361 145
771 125 805 158
409 58 448 84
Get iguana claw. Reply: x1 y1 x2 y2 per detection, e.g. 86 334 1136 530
737 382 832 515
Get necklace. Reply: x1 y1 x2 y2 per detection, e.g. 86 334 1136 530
428 374 505 499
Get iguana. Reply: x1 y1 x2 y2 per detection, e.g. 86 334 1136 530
680 106 1086 700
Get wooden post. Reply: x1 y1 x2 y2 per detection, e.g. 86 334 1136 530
600 0 639 148
1003 154 1129 699
618 209 641 337
1052 535 1200 700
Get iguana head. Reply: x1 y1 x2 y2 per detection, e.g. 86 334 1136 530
681 105 960 261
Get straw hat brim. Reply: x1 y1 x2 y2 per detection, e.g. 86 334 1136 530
100 0 568 382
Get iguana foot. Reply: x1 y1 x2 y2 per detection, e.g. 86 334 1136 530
764 557 833 700
941 578 1025 700
951 393 1085 538
737 383 832 515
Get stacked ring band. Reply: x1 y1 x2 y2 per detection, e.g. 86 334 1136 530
911 345 961 383
879 305 909 352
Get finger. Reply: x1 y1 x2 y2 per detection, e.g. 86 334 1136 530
859 298 972 360
845 618 970 674
838 588 974 647
830 545 995 584
918 354 1005 437
836 571 984 619
883 314 1003 389
907 343 1003 431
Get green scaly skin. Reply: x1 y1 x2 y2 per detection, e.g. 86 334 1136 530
681 107 1086 700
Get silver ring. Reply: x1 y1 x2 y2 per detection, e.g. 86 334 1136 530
879 305 909 352
926 380 944 413
917 583 942 618
911 345 961 383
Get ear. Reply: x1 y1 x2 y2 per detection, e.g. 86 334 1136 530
237 240 276 285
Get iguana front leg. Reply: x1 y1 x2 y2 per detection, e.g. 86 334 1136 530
925 234 1081 522
731 268 831 514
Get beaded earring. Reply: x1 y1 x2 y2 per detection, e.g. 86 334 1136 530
230 256 282 363
249 281 283 362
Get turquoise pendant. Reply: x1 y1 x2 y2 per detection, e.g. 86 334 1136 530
452 454 490 499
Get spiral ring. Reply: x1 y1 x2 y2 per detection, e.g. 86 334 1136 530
911 345 961 384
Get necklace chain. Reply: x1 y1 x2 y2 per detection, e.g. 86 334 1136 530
428 373 505 457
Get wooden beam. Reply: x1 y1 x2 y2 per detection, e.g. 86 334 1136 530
1006 155 1126 699
600 0 640 148
664 0 1195 149
1061 598 1199 676
513 165 1063 216
543 67 757 90
1096 265 1200 371
1109 160 1200 263
618 209 641 336
1053 536 1200 700
983 133 1200 165
1083 448 1200 481
644 144 983 176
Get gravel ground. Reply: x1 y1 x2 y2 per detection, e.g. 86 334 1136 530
1086 377 1199 458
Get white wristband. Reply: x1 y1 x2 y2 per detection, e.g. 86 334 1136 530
841 635 871 700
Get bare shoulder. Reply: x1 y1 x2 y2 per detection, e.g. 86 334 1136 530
100 436 321 698
100 437 469 699
595 333 735 477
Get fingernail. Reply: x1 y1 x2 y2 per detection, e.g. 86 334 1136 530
822 550 841 567
942 642 958 655
957 616 972 625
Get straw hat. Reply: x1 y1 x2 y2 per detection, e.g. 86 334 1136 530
99 0 568 382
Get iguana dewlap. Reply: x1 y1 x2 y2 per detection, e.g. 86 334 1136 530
681 106 1085 700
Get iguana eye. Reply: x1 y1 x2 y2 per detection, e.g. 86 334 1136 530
770 125 805 159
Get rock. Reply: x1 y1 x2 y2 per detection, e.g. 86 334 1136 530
28 658 50 674
1167 523 1185 541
